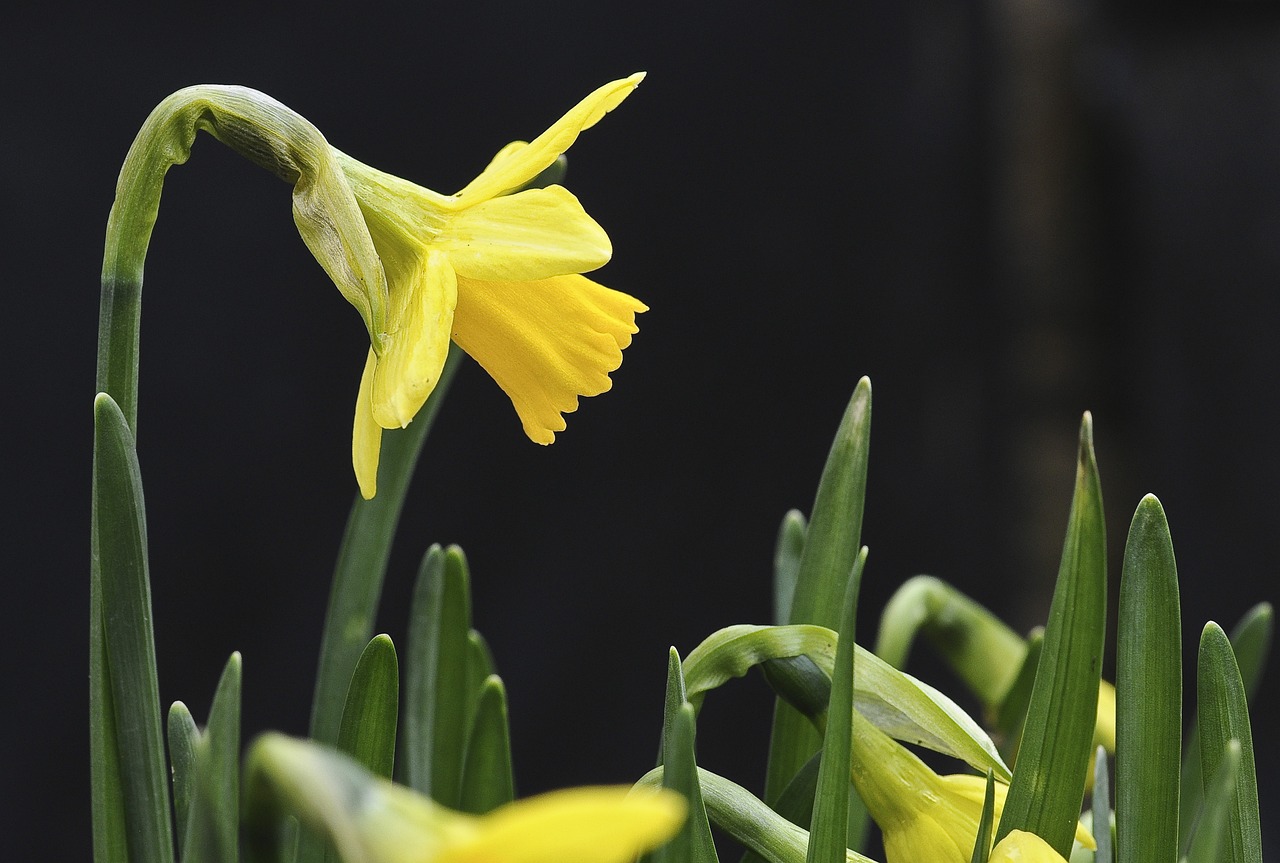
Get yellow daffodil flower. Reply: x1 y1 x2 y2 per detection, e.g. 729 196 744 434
247 733 685 863
990 830 1070 862
849 711 1093 863
336 74 648 498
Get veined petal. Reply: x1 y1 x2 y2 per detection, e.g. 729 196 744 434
440 185 611 281
455 73 645 202
450 274 646 443
989 830 1069 863
436 787 685 863
372 250 458 429
352 348 383 499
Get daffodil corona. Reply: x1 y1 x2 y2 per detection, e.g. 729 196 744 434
339 74 647 498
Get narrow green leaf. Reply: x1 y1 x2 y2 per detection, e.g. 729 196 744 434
1115 494 1180 863
683 624 1009 779
1178 603 1272 855
464 630 496 731
1196 624 1262 863
400 544 473 804
458 676 515 814
1092 746 1112 863
970 771 996 863
1185 740 1242 863
168 701 200 846
92 392 174 863
875 575 1029 712
309 345 461 748
767 379 871 805
807 550 865 863
181 652 242 863
655 704 719 863
997 414 1107 857
636 767 878 863
337 635 399 779
774 510 808 625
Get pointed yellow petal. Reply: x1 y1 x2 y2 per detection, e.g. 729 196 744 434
437 787 684 863
372 250 458 429
455 73 645 202
352 348 382 499
989 830 1070 862
439 186 611 281
450 274 646 443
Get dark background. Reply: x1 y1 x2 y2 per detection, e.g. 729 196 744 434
6 1 1278 857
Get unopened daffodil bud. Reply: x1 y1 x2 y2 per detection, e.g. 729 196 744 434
245 733 685 863
848 710 1093 863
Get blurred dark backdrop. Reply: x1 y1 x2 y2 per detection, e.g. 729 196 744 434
6 1 1277 857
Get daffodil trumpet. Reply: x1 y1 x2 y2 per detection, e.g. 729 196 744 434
101 75 647 497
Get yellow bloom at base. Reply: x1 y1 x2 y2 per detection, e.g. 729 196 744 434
337 74 648 498
849 711 1093 863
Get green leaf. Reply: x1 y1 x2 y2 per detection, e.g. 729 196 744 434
970 771 996 863
1178 603 1272 856
464 630 496 730
181 652 242 863
993 629 1043 759
400 544 473 805
91 392 174 863
1185 740 1242 863
654 703 719 863
996 414 1107 857
767 379 871 805
807 549 865 863
1115 495 1180 863
874 575 1029 712
308 345 462 748
774 510 807 625
337 635 399 779
683 624 1009 780
1196 623 1262 863
458 676 515 814
1092 747 1112 863
167 702 200 848
636 767 878 863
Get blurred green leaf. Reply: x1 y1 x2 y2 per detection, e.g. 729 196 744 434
1178 602 1272 855
168 701 200 847
1115 495 1180 863
1196 624 1262 863
181 653 242 863
807 549 865 863
684 624 1009 780
464 630 496 730
458 676 515 815
401 544 472 805
997 414 1107 857
91 392 173 863
1185 740 1242 863
993 629 1043 759
309 345 461 748
767 379 871 805
774 510 807 625
337 635 399 779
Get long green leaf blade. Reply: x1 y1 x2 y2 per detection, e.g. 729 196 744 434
92 392 174 863
337 635 400 779
807 550 865 863
996 414 1106 857
971 771 996 863
774 510 807 625
767 380 871 804
309 346 461 747
1115 495 1180 863
400 544 473 804
181 652 243 863
1185 740 1242 863
458 676 515 814
1196 624 1262 863
168 701 200 846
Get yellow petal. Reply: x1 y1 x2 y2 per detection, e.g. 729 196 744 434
439 185 611 281
371 250 458 429
352 348 383 499
436 787 685 863
450 274 646 443
455 73 645 202
989 830 1070 862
